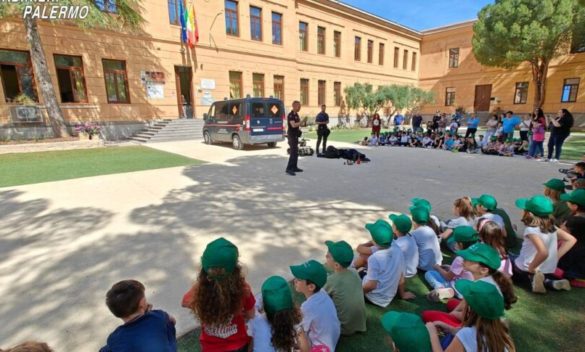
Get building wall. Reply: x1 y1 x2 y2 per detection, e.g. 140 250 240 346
419 22 585 119
0 0 421 129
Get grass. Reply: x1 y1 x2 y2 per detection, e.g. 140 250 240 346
177 255 585 352
0 146 203 187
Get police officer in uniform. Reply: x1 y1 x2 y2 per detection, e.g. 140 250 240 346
315 104 330 155
286 101 303 176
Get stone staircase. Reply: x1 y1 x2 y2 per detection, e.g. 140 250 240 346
131 119 204 143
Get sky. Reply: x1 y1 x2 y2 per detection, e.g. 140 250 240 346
339 0 494 31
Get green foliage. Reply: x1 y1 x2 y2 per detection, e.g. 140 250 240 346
344 83 434 116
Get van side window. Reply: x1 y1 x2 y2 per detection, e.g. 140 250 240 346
208 105 216 120
251 102 265 117
267 102 283 117
229 102 242 122
215 101 228 121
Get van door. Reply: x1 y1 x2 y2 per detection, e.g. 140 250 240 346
228 100 243 141
249 100 285 138
213 101 229 142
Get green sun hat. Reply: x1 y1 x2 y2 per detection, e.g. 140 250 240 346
448 226 479 245
560 189 585 207
543 178 566 193
325 240 354 268
290 259 327 288
409 205 430 224
456 243 501 270
455 280 505 320
515 195 554 217
388 213 413 234
471 194 498 211
380 311 432 352
202 237 239 274
411 197 432 211
261 276 293 316
365 219 394 247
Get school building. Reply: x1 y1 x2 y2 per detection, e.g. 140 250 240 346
0 0 583 139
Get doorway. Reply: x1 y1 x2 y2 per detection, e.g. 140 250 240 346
174 66 194 119
474 84 492 112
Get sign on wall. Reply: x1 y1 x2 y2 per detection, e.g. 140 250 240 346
201 79 216 90
201 90 214 106
141 71 166 100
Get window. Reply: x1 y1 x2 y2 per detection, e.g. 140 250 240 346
272 12 282 45
54 54 87 103
252 73 264 97
250 6 262 41
167 0 180 25
299 22 308 51
561 78 580 103
334 31 341 58
317 26 326 55
251 102 265 118
412 52 417 71
367 40 373 63
95 0 117 13
445 87 456 106
102 59 129 103
318 80 326 106
394 47 399 68
379 43 384 65
354 36 361 61
514 82 529 104
229 71 242 98
300 78 309 105
274 75 284 101
449 48 459 68
403 50 408 70
225 0 239 36
0 49 37 103
334 81 341 106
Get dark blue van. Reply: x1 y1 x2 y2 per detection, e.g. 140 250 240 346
202 97 286 150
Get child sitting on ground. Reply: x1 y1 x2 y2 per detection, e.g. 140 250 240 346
481 136 499 155
443 134 454 151
399 132 410 146
452 135 463 152
391 217 419 279
323 241 367 336
404 207 443 272
479 220 512 276
380 312 432 352
425 226 477 302
513 195 577 293
472 194 506 232
360 219 408 306
182 237 255 352
368 134 378 146
388 133 398 146
558 189 585 285
290 260 340 351
439 197 476 250
543 178 571 226
248 276 310 352
498 139 515 157
422 134 434 148
100 280 177 352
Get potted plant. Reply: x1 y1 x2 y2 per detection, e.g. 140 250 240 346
75 121 101 140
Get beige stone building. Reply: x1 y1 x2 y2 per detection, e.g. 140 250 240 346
0 0 583 139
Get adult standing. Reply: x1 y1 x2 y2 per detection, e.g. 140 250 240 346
546 109 574 162
412 114 423 133
528 108 546 159
315 104 330 155
501 111 520 141
464 114 480 139
394 113 404 127
483 114 498 147
432 111 441 132
371 113 382 139
286 101 302 176
520 113 532 142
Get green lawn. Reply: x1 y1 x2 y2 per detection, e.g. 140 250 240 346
0 146 202 187
177 261 585 352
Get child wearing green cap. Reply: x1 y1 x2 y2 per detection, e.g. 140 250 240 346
426 280 516 352
558 189 585 284
323 241 367 336
404 209 443 272
380 311 432 352
472 194 505 232
181 237 256 352
248 276 310 352
543 178 571 226
290 260 340 351
514 195 577 293
424 226 477 302
438 197 476 251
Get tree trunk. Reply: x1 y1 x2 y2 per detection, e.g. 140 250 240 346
531 58 549 110
23 16 69 137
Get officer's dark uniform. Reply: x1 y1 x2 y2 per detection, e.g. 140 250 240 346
315 111 330 155
286 109 300 174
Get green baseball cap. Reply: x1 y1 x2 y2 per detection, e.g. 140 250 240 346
560 189 585 207
261 276 293 315
388 213 413 234
455 280 504 320
409 205 430 224
365 219 394 246
202 237 239 274
290 259 327 288
380 311 432 352
411 197 432 211
325 240 354 268
448 226 479 245
543 178 566 193
471 194 498 211
515 195 554 217
457 243 501 270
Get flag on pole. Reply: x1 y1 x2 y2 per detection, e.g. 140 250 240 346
187 5 197 48
193 4 199 44
179 0 187 45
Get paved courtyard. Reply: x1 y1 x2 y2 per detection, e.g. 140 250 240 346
0 140 566 351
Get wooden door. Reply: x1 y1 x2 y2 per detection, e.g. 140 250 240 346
174 66 194 118
474 84 492 112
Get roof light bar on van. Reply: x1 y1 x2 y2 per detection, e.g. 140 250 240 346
244 114 251 131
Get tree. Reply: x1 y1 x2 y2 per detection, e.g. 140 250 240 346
0 1 144 137
472 0 584 109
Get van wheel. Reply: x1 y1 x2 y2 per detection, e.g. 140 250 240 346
267 142 277 148
203 131 212 145
232 134 244 150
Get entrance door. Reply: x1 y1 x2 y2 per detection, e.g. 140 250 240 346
474 84 492 112
174 66 194 119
